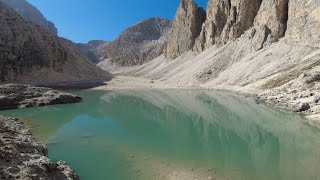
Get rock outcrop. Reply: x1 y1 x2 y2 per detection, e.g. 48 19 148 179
0 116 79 180
97 17 172 71
165 0 206 59
0 1 111 84
0 84 82 110
1 0 58 35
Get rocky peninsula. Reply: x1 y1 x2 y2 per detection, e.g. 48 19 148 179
0 84 82 110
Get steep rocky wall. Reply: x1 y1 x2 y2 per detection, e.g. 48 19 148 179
165 0 206 59
171 0 295 54
252 0 289 50
199 0 262 49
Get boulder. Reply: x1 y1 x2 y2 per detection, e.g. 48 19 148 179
294 102 310 112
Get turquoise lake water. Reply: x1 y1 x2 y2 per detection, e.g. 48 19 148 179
2 90 320 180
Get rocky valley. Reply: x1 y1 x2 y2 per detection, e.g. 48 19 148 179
0 0 319 179
96 0 320 120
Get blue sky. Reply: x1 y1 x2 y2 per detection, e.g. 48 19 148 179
27 0 208 43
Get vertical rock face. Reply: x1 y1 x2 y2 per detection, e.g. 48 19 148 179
286 0 320 48
195 0 261 51
1 0 58 35
253 0 288 50
165 0 206 59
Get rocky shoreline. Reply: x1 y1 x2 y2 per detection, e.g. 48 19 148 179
0 84 82 179
256 67 320 121
0 116 79 180
0 84 82 110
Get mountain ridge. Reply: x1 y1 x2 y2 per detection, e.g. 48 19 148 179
97 17 172 71
1 0 58 35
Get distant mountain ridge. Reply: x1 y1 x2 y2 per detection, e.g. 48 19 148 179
77 40 110 64
97 17 172 71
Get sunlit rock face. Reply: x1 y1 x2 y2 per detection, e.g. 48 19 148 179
252 0 289 50
165 0 206 59
285 0 320 48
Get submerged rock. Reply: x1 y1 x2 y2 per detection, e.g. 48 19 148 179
0 84 82 110
0 116 79 180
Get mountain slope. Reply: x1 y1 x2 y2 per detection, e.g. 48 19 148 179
1 0 58 35
98 17 172 71
0 2 111 84
110 0 320 118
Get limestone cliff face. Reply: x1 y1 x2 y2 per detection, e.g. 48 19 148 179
172 0 311 53
286 0 320 48
194 0 262 52
98 17 172 68
1 0 58 35
165 0 206 59
0 2 111 84
252 0 288 50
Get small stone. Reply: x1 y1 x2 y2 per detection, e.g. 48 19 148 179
313 95 320 103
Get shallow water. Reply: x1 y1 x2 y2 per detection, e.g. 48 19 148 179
2 90 320 180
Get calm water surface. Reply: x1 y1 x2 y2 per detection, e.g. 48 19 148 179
2 90 320 180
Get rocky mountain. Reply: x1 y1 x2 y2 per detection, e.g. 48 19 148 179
98 17 172 71
162 0 319 59
2 0 106 64
0 2 111 84
115 0 320 118
166 0 284 56
165 0 206 59
168 0 319 54
1 0 58 35
77 40 110 64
